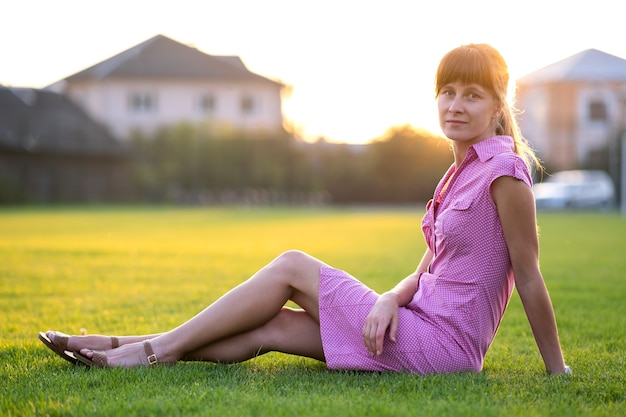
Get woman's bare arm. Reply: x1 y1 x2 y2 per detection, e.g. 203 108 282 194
492 176 568 375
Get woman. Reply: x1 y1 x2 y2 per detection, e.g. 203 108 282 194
40 43 571 375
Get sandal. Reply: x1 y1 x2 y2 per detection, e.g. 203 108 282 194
38 331 121 365
75 339 160 368
38 331 78 365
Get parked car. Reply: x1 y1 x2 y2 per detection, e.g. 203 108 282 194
533 170 616 210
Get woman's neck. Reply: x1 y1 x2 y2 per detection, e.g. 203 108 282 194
452 142 470 167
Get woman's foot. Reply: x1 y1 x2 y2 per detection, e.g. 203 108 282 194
44 330 120 352
38 331 78 364
77 339 176 368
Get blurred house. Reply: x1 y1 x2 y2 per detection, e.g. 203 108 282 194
516 49 626 172
47 34 286 140
0 86 129 203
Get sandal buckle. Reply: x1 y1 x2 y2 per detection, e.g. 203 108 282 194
147 354 158 366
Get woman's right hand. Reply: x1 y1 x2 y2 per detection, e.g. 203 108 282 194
362 292 400 357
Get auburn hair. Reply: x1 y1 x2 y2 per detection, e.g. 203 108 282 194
435 43 542 172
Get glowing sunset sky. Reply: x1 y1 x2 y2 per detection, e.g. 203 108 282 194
2 0 625 143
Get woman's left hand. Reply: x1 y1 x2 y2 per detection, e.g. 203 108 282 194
362 292 399 356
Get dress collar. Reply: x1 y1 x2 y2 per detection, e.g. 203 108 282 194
467 136 515 163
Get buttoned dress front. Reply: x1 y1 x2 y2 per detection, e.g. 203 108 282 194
318 136 533 373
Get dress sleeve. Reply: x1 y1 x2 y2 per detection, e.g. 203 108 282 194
488 153 533 189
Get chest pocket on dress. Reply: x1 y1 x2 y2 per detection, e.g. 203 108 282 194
439 198 474 236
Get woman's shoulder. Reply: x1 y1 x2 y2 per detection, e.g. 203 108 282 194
489 150 524 166
486 152 532 186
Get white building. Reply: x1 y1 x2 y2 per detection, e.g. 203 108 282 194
516 49 626 171
47 34 286 140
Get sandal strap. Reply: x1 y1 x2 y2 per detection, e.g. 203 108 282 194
144 340 158 366
54 332 70 351
91 351 108 367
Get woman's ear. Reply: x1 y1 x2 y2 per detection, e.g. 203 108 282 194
493 107 504 121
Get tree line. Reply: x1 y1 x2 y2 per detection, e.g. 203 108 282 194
129 123 453 204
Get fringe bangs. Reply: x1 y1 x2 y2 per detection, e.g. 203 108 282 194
435 45 503 97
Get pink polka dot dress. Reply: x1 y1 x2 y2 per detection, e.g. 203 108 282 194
318 136 532 374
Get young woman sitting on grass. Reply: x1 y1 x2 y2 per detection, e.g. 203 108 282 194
40 43 571 375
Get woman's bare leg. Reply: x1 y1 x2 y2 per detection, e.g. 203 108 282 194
50 306 322 362
184 307 324 363
80 250 326 367
46 333 160 352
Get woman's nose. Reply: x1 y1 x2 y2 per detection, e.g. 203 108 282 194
448 98 462 114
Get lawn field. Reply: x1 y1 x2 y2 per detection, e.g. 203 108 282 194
0 206 624 417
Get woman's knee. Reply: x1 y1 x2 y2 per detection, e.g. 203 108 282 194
272 250 316 274
266 250 322 301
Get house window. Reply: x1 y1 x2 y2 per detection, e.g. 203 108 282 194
197 94 216 114
129 92 157 113
240 95 260 115
588 100 607 122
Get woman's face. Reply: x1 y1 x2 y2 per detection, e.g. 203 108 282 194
437 81 500 146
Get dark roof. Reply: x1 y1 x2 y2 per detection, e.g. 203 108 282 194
518 49 626 85
57 34 282 85
0 86 127 157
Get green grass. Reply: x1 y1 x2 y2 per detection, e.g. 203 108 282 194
0 206 624 417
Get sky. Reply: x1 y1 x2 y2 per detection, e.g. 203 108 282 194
2 0 626 144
